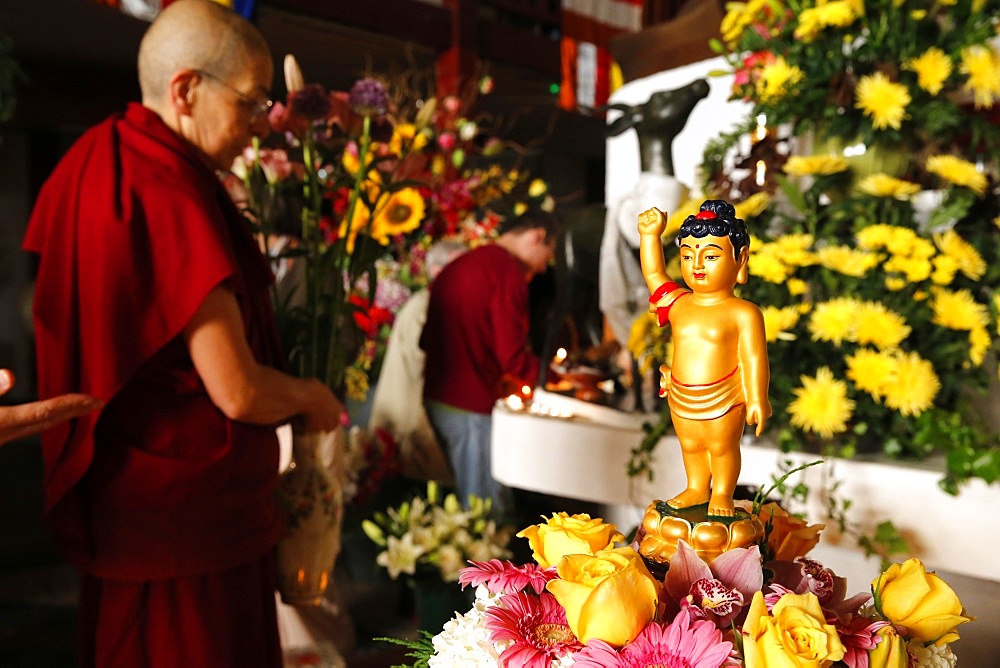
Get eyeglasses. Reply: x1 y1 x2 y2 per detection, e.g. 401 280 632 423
193 68 273 121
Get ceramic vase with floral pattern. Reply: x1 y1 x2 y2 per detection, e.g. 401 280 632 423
276 427 345 606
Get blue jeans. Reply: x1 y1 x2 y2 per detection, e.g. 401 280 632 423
425 402 512 519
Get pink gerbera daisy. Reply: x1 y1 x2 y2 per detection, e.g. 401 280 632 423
836 613 890 668
485 591 582 667
572 605 734 668
459 560 556 594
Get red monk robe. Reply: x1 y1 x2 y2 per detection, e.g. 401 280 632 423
23 103 284 666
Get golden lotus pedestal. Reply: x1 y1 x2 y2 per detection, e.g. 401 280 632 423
638 500 764 575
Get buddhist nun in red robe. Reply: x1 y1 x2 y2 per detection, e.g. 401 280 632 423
22 2 342 665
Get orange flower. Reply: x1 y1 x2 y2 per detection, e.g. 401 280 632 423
757 501 824 561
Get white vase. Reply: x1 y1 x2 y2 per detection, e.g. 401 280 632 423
276 427 345 606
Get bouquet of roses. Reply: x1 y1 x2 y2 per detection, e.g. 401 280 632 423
395 504 971 667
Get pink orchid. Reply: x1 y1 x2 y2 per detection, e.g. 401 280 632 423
768 557 871 616
664 540 763 628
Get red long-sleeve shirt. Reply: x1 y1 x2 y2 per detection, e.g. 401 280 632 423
420 244 540 414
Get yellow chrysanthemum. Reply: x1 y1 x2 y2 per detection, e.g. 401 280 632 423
883 254 932 282
788 367 855 439
787 278 808 296
926 154 988 197
762 305 801 343
882 352 939 416
748 252 792 283
930 255 959 286
369 187 426 243
772 234 818 268
735 191 772 219
809 297 861 345
855 72 911 130
969 326 990 367
905 47 953 96
856 173 921 199
816 245 881 277
756 57 805 102
884 276 907 291
846 348 897 400
855 224 899 251
666 198 702 237
960 44 1000 109
933 230 986 280
855 302 911 350
720 0 771 47
794 1 859 43
627 312 658 372
931 287 990 331
783 154 850 177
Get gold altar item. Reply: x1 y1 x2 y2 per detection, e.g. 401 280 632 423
638 501 764 569
635 199 771 565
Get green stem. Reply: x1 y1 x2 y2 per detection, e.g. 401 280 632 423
326 114 373 389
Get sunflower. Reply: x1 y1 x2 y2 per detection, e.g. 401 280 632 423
369 187 426 243
855 72 911 130
788 367 855 439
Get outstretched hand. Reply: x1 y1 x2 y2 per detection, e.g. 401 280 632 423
0 369 104 446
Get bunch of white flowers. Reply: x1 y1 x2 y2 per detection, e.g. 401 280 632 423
362 482 514 584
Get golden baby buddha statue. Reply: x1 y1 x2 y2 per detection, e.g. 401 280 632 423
635 199 770 566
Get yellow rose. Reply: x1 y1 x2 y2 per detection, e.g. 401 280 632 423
757 501 824 561
545 546 658 647
516 513 623 569
743 590 846 667
872 558 971 644
868 625 908 668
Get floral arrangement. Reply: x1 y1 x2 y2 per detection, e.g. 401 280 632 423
393 504 972 667
627 1 1000 491
361 481 515 585
228 56 553 402
341 423 402 507
712 0 1000 161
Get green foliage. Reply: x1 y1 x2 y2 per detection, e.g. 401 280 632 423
376 632 436 668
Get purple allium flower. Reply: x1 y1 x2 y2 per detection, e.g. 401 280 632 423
288 83 332 121
349 78 389 116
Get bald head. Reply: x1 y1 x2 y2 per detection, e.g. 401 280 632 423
138 0 271 109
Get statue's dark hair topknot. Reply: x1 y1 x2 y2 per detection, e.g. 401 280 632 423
675 199 749 259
